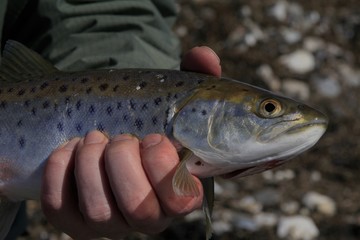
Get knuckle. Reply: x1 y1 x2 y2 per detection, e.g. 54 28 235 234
81 203 112 224
162 196 202 217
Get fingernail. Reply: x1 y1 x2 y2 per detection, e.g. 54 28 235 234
141 134 163 149
84 131 107 144
199 46 220 63
111 134 136 142
62 137 81 150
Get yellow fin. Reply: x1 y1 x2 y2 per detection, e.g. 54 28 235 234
172 149 200 196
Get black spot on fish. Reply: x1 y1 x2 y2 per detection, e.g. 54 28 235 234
97 123 105 131
113 85 119 92
65 97 71 104
66 108 72 118
53 103 59 112
152 116 158 125
191 108 196 112
40 82 49 90
57 122 64 132
86 87 92 94
134 118 143 131
123 75 129 81
30 87 36 93
18 137 25 149
130 99 136 110
7 88 13 93
197 79 204 84
201 110 207 116
99 84 109 91
117 102 122 110
59 85 68 93
175 81 184 87
106 106 113 116
24 100 30 107
166 93 171 102
0 101 7 109
195 161 202 166
17 120 23 127
76 100 82 110
76 123 82 133
142 103 148 110
81 77 89 83
17 89 26 96
43 101 50 109
174 94 178 99
154 97 162 106
165 107 170 115
139 81 147 89
31 107 36 116
55 77 60 81
89 105 95 114
123 114 129 122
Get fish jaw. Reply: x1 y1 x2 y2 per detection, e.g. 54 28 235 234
185 117 327 178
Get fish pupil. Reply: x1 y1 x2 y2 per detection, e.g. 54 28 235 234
265 102 276 113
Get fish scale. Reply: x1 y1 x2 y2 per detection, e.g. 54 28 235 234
0 41 328 240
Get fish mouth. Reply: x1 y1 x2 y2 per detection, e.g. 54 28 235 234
257 117 328 143
221 159 285 179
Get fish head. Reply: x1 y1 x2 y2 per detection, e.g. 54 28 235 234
172 78 328 178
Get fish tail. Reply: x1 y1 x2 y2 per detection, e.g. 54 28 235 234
0 197 21 240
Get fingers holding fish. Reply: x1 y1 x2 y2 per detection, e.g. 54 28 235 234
141 134 203 217
74 131 129 236
41 137 99 239
180 46 222 77
104 134 171 234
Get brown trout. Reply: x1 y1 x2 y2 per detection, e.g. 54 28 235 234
0 41 328 239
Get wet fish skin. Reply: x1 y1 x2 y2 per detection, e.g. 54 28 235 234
0 41 328 240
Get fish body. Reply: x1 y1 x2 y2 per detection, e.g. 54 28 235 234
0 41 328 239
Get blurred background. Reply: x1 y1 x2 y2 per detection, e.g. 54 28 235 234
21 0 360 239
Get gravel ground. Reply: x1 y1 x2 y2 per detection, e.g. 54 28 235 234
20 0 360 239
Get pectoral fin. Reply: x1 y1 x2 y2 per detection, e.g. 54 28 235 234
0 198 21 240
201 177 214 240
172 149 200 196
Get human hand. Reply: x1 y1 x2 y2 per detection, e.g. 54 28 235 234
41 46 221 239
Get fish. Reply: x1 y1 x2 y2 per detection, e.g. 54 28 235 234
0 40 328 239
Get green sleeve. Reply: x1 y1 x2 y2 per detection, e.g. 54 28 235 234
2 0 181 71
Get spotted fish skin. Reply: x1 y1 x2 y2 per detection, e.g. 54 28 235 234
0 68 212 199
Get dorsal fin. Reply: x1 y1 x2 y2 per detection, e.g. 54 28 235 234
0 40 59 82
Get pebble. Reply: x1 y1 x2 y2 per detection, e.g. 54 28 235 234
280 49 316 74
235 195 263 214
303 36 325 52
277 215 319 240
311 74 341 98
254 188 281 207
282 79 310 100
233 213 259 231
254 212 278 228
262 169 296 183
281 201 300 215
256 64 281 91
338 63 360 87
302 191 337 216
269 0 288 22
281 27 302 44
212 220 232 235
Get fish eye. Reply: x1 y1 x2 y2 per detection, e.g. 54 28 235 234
259 99 282 118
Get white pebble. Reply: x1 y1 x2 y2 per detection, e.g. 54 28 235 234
236 195 263 214
277 216 319 240
281 201 300 215
338 63 360 87
302 191 336 216
312 75 341 98
303 37 325 52
254 212 278 228
282 79 310 101
212 221 232 235
256 64 281 91
280 49 316 74
281 28 302 44
269 1 288 22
